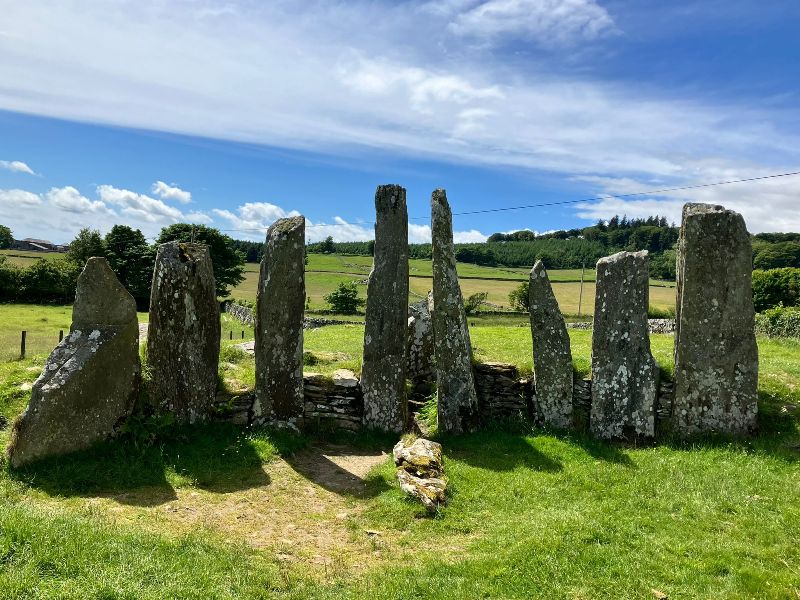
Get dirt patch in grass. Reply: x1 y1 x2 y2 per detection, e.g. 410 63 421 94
48 444 394 574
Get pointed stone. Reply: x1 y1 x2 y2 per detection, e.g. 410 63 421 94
147 242 220 423
591 251 658 439
7 258 139 467
673 203 758 435
528 260 573 429
254 216 305 424
361 185 409 432
431 189 479 433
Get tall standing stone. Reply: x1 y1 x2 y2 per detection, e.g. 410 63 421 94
254 216 305 424
361 185 409 432
7 258 139 467
407 294 435 397
431 189 479 433
528 260 573 429
147 241 220 423
590 251 659 439
673 203 758 435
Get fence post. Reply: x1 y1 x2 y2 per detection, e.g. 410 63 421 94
20 331 26 359
241 330 244 339
577 263 586 317
229 331 233 340
59 330 64 342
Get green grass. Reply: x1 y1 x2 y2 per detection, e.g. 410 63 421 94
1 330 799 597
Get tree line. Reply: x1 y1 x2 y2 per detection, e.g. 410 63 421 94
0 224 245 307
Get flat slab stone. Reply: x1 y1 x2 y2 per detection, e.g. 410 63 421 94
431 189 479 433
361 184 409 432
591 251 658 439
673 203 758 435
147 242 220 423
254 216 305 424
8 258 139 467
528 260 573 429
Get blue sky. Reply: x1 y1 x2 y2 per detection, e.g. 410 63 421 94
1 0 799 244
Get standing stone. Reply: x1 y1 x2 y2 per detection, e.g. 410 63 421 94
407 294 435 397
673 203 758 435
254 216 305 424
591 251 659 439
431 189 479 433
528 260 573 429
147 242 220 423
7 258 139 467
361 185 409 432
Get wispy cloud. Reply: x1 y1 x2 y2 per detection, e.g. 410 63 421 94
0 160 36 175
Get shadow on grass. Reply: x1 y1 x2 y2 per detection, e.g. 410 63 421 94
9 422 307 506
282 427 395 499
440 429 563 473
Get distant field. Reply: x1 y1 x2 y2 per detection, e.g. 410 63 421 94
1 250 676 314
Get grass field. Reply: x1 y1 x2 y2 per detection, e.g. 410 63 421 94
0 323 798 598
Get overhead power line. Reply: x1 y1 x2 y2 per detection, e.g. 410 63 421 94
408 170 800 220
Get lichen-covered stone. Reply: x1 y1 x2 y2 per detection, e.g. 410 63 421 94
147 242 220 423
591 251 658 439
407 294 435 396
361 184 409 432
393 437 446 512
254 216 305 424
528 260 573 429
431 189 480 433
7 258 139 467
673 203 758 435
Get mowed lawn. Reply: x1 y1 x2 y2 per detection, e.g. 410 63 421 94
0 318 798 598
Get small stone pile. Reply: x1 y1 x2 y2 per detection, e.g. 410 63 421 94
656 380 675 423
303 369 363 432
393 437 447 512
473 362 531 420
406 295 435 398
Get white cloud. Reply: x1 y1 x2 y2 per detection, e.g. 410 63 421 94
444 0 617 46
45 186 108 213
575 168 800 232
97 184 183 222
454 229 489 243
185 211 213 224
1 0 795 191
408 223 488 243
152 181 192 204
0 160 36 175
0 188 41 206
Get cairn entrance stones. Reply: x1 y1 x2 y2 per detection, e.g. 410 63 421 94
8 258 139 467
590 251 658 439
673 203 758 435
254 216 305 424
528 260 573 429
431 189 480 433
147 241 220 423
361 185 409 432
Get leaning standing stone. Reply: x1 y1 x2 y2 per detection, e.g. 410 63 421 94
528 260 574 429
673 203 758 435
147 242 220 423
254 216 305 425
591 251 659 439
361 185 409 432
7 258 139 467
431 189 480 433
